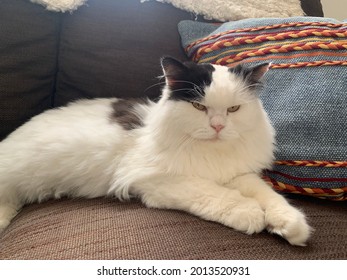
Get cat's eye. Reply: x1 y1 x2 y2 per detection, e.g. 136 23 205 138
227 105 241 113
191 102 207 111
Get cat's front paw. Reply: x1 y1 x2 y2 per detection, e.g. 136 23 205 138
222 198 266 235
265 205 312 246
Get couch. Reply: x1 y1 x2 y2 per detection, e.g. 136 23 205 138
0 0 346 260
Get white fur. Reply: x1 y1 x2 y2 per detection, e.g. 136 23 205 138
30 0 87 12
31 0 304 18
0 65 311 245
142 0 304 21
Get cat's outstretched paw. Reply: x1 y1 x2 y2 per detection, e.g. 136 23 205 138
223 199 266 235
265 205 312 246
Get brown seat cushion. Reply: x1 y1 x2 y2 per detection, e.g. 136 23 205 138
0 197 346 259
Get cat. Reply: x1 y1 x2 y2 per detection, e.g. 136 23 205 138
0 57 311 245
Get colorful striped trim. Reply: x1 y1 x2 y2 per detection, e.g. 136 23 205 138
193 29 347 61
214 42 347 65
270 61 347 68
186 22 347 53
264 160 347 200
263 176 347 201
267 170 347 183
199 37 338 63
226 59 347 68
275 160 347 167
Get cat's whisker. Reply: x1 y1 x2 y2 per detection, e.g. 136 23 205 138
167 79 201 88
169 88 198 95
170 80 205 95
169 88 205 102
148 78 205 100
192 85 204 99
143 81 167 93
239 82 263 92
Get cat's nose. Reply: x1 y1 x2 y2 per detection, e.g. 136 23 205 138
211 124 225 133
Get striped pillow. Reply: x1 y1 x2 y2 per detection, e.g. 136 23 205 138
178 17 347 201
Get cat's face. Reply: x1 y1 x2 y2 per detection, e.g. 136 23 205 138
160 57 270 142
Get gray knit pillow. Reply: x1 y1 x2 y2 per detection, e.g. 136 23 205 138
178 17 347 200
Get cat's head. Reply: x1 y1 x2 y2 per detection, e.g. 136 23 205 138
158 57 271 142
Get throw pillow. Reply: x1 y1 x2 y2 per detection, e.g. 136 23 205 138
178 16 347 201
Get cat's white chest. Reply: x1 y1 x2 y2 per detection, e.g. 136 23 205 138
165 143 249 184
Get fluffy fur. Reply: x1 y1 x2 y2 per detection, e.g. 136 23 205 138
30 0 87 12
0 58 311 245
142 0 304 21
31 0 304 18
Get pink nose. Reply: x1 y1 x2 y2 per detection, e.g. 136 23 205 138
211 124 225 133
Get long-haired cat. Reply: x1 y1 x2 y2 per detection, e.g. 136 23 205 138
0 57 311 245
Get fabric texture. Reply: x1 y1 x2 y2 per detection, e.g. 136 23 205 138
54 0 199 107
0 0 345 261
30 0 87 12
0 0 60 140
142 0 304 21
0 197 346 259
178 17 347 200
29 0 323 17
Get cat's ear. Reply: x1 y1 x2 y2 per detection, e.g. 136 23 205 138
231 63 270 88
161 57 189 87
248 63 271 82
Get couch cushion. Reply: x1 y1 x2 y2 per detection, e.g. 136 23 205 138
0 0 60 140
178 17 347 201
0 197 346 259
54 0 205 107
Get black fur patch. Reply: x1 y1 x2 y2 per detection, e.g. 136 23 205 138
111 99 149 130
229 63 269 90
161 57 215 102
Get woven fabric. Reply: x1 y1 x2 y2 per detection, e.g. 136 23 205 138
142 0 304 21
0 0 60 140
178 17 347 200
0 197 346 259
54 0 198 107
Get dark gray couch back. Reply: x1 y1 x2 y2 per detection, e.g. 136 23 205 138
0 0 323 140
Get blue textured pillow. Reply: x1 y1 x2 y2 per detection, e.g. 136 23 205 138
178 17 347 201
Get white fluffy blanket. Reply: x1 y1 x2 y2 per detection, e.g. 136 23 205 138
30 0 87 12
31 0 305 20
142 0 305 21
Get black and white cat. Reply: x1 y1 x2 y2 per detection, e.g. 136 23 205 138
0 57 311 245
